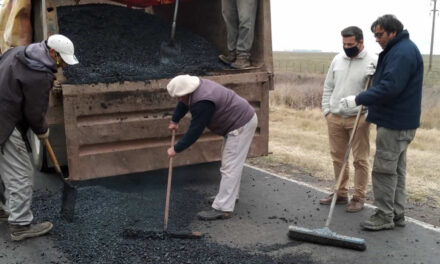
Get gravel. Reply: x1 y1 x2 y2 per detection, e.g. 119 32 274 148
57 4 226 84
31 172 316 264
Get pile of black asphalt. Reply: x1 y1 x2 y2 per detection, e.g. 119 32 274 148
31 170 314 264
57 4 227 84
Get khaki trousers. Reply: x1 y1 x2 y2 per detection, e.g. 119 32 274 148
0 128 34 225
326 113 370 200
221 0 258 54
372 127 416 220
212 114 258 212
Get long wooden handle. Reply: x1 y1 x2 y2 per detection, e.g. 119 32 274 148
325 75 372 227
43 138 62 175
164 130 176 231
170 0 179 41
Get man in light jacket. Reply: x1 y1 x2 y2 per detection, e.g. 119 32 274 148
321 26 377 212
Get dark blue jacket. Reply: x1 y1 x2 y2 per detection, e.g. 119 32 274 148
355 30 423 129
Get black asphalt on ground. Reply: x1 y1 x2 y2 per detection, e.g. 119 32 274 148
0 162 439 264
57 4 227 84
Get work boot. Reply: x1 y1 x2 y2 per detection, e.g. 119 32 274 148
206 195 239 204
231 54 251 69
218 50 236 65
319 193 348 205
393 213 406 227
360 211 394 231
10 222 53 241
0 209 9 222
346 197 364 213
197 209 232 221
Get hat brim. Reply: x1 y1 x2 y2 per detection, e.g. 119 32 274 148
59 53 79 65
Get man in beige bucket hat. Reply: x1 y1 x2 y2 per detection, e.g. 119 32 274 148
166 75 258 220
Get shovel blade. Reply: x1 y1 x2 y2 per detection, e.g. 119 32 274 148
61 183 77 222
160 41 181 64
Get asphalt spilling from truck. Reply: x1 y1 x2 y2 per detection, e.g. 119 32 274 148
57 4 227 84
31 169 317 264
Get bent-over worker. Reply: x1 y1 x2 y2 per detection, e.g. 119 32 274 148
166 75 258 220
0 34 78 241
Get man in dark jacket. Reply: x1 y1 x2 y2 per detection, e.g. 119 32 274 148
166 75 258 220
340 15 423 231
0 34 78 241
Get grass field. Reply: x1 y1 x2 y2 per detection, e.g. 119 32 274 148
251 52 440 206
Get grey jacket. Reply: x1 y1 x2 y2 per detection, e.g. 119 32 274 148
0 41 56 146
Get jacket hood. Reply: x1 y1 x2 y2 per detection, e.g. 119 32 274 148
18 41 57 73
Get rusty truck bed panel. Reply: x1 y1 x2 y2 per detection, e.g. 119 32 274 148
62 73 269 180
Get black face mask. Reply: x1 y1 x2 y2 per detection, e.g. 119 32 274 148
344 46 360 58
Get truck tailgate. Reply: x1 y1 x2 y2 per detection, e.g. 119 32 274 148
62 72 269 180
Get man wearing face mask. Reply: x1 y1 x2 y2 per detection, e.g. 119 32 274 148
320 26 377 213
340 15 423 231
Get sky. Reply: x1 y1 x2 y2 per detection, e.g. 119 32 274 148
270 0 439 55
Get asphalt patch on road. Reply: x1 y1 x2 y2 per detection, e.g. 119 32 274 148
57 4 227 84
31 171 317 264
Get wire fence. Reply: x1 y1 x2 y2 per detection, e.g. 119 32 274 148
273 61 330 74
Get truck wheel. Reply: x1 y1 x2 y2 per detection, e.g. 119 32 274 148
28 130 48 172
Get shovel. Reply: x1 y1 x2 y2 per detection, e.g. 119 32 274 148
163 130 202 239
124 130 202 240
160 0 181 64
43 138 77 222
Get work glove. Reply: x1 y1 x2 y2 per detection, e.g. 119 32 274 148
366 62 376 76
37 129 50 140
339 96 357 112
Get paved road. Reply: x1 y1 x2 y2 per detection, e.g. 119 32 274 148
0 162 439 264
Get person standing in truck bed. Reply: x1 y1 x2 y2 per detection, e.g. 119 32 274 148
218 0 258 69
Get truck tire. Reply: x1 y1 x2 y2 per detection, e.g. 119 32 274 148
27 130 48 172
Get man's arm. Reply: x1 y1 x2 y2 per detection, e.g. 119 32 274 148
22 78 52 135
174 100 215 153
172 101 189 123
322 59 336 116
356 52 413 106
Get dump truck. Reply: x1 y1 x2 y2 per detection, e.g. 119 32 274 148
2 0 273 181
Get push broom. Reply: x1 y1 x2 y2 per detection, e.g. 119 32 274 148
288 75 372 251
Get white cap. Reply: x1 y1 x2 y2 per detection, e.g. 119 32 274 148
47 34 79 65
167 75 201 97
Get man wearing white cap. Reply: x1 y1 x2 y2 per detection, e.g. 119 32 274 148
0 34 78 241
166 75 258 220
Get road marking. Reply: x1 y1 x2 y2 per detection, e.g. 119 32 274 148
245 163 440 232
